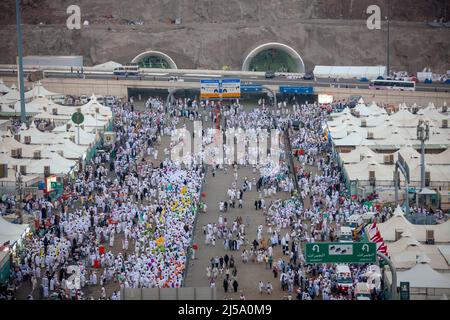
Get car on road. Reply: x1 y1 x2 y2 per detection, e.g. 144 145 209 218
97 95 105 105
347 95 362 108
355 282 372 300
105 96 116 107
169 76 184 82
303 72 315 80
80 95 89 104
265 71 275 79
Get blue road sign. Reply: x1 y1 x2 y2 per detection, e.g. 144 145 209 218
279 86 314 94
200 79 241 98
241 84 263 92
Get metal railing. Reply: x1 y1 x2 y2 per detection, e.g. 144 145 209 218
182 164 207 288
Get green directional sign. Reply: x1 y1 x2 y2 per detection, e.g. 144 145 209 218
71 112 85 125
305 242 376 264
399 282 410 300
50 182 63 190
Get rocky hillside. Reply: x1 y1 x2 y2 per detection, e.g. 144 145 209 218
0 0 449 72
1 0 449 25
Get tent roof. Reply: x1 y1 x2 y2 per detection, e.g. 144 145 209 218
24 81 62 99
91 61 122 71
0 79 10 94
376 206 450 242
0 216 28 246
333 132 376 147
395 262 450 288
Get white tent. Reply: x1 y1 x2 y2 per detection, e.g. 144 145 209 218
377 206 450 242
24 96 75 115
0 79 10 94
47 139 87 159
389 109 418 127
0 216 29 246
26 153 76 175
418 108 449 122
339 146 383 164
18 122 63 145
68 113 107 130
427 149 450 165
394 261 450 289
34 111 71 121
387 232 450 270
60 127 97 145
333 132 376 147
345 158 394 181
24 81 63 100
0 84 20 105
80 95 113 117
91 61 122 71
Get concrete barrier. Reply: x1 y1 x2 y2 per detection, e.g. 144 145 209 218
2 76 448 106
121 287 216 300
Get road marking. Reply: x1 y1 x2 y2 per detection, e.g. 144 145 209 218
143 73 168 76
185 74 222 77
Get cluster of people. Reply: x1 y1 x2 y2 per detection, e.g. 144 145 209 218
5 96 205 299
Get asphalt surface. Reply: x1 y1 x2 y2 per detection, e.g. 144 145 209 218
0 69 449 93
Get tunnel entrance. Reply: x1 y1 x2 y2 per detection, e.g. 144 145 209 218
242 42 305 73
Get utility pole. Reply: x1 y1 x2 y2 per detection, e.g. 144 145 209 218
15 0 26 123
416 120 430 205
385 0 391 77
15 170 24 224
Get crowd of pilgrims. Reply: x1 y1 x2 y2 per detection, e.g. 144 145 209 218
2 95 444 300
198 101 389 300
247 103 387 300
4 98 204 300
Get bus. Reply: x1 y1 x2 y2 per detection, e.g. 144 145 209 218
113 65 140 76
369 79 415 91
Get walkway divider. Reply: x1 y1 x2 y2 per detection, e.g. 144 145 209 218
284 125 303 205
182 164 208 288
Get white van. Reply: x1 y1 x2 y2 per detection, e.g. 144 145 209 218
80 95 89 104
339 226 353 242
105 96 115 107
346 214 364 229
362 212 376 224
97 95 105 105
336 265 353 293
355 282 371 300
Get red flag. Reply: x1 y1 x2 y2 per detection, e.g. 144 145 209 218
368 222 378 239
377 243 388 254
371 230 384 243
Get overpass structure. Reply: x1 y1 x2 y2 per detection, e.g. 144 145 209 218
0 66 449 106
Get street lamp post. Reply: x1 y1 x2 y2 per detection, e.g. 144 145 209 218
15 0 26 123
385 0 391 77
416 120 430 205
15 170 24 223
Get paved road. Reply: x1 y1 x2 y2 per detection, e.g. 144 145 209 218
0 69 448 93
180 103 308 300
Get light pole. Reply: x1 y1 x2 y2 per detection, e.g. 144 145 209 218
416 120 430 206
15 170 24 223
385 0 391 77
15 0 26 123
